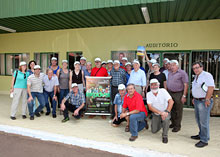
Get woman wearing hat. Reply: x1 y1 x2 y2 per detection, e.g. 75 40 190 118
10 61 30 120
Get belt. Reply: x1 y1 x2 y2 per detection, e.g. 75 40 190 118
168 90 183 93
194 97 205 101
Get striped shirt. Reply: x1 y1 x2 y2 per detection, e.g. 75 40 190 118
65 90 85 108
110 68 127 86
27 73 45 93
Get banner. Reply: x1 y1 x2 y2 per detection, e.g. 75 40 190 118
85 76 111 115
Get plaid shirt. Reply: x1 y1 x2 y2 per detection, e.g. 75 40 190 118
110 68 127 86
65 90 85 108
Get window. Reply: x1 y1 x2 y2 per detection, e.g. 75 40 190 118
67 52 82 71
34 53 59 73
0 54 5 75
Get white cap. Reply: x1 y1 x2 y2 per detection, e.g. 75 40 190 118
107 60 113 64
118 84 126 90
152 63 160 67
19 61 27 66
74 61 80 66
113 60 120 64
34 65 41 69
133 60 140 65
149 59 157 64
125 62 131 66
51 57 57 61
101 61 106 64
165 60 170 64
170 60 179 65
95 58 101 62
150 79 159 84
86 61 92 65
80 57 86 61
71 83 78 88
163 58 169 61
62 60 68 63
122 57 128 61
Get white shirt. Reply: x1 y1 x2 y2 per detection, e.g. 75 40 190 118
127 69 146 86
147 88 172 115
192 71 215 98
163 70 169 80
43 75 59 92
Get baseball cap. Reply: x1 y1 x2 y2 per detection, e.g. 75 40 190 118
51 57 57 61
71 83 78 88
19 61 27 66
107 60 113 64
101 61 106 64
133 60 140 65
150 79 159 84
122 57 128 61
149 59 157 64
62 60 68 63
118 84 126 90
80 57 86 61
34 65 41 69
113 60 120 64
152 63 160 67
95 58 101 62
125 62 131 66
74 61 80 66
170 60 179 65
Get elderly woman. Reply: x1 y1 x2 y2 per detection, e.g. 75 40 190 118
10 61 29 120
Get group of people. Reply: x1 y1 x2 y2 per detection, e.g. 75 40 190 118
9 53 215 148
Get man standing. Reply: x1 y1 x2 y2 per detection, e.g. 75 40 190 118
191 62 215 148
120 57 127 71
110 60 127 118
167 60 188 132
147 79 174 143
27 65 46 120
91 58 108 77
120 84 148 141
61 83 85 122
80 57 87 72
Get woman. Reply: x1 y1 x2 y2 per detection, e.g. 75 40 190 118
10 61 29 120
125 62 132 85
57 60 72 107
27 60 36 75
71 61 85 93
101 61 107 69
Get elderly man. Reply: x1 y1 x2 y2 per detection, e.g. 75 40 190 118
147 79 174 143
84 61 92 80
80 57 87 72
61 83 85 122
127 60 146 97
43 68 59 118
91 58 108 77
120 84 148 141
191 62 215 148
167 60 188 132
27 65 45 120
110 60 127 118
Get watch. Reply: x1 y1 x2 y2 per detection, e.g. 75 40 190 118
182 95 186 98
126 112 130 116
165 110 170 113
205 99 210 102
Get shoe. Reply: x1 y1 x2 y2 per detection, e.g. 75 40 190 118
125 126 130 132
169 124 174 128
45 112 50 116
172 127 180 132
129 136 138 141
195 141 208 148
191 135 200 140
35 113 41 117
10 116 16 120
40 110 44 114
30 116 34 120
162 137 168 144
52 114 57 118
22 115 27 119
62 117 69 123
145 119 149 130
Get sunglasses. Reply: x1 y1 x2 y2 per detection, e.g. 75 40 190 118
24 73 26 79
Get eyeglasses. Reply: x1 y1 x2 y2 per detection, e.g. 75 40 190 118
24 73 26 79
192 66 200 70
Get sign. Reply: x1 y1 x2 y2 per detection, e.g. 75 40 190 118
146 42 178 48
137 46 145 56
85 76 111 115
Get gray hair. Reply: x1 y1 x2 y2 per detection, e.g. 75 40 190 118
127 83 135 89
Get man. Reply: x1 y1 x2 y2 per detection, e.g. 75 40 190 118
146 59 157 92
120 57 127 71
119 53 125 66
80 57 87 72
91 58 108 77
163 60 171 80
84 61 92 82
43 68 59 118
127 60 146 97
112 84 129 130
60 83 85 122
107 60 113 75
27 65 45 120
167 60 188 132
147 79 174 143
110 60 127 118
120 84 148 141
191 62 215 148
101 61 107 69
49 57 60 74
160 58 169 72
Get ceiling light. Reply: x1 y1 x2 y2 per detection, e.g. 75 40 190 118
0 26 16 33
141 7 150 24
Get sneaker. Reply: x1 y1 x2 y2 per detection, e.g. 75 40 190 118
45 112 50 116
195 141 208 148
52 114 57 118
30 116 34 120
10 116 16 120
191 135 200 140
35 113 41 117
162 137 168 144
62 117 69 123
22 115 27 119
129 136 138 141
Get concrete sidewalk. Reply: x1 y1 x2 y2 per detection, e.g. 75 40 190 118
0 94 219 157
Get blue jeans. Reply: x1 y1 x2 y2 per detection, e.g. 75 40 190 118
28 92 45 117
59 89 69 105
194 99 213 143
44 90 57 115
129 112 146 136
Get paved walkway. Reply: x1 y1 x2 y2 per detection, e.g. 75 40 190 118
0 94 219 157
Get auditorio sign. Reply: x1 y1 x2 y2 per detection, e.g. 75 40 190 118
146 43 178 48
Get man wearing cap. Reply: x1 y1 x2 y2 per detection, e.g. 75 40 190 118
120 57 127 71
167 60 188 132
43 68 59 118
27 65 46 120
49 57 60 75
125 62 132 84
127 60 146 97
101 61 107 69
146 59 157 92
110 60 127 118
160 58 169 73
91 58 108 77
107 60 113 75
84 61 92 82
112 84 129 130
60 83 85 122
120 83 148 141
147 79 174 143
80 57 87 72
163 60 171 80
191 62 215 148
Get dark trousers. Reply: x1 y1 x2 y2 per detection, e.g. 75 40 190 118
63 102 82 119
111 86 118 117
169 91 183 129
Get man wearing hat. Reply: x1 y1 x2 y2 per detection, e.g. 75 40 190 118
160 58 169 73
163 60 171 80
80 57 87 72
49 57 60 75
27 65 46 120
60 83 85 122
107 60 113 75
91 58 108 77
147 79 174 143
110 60 127 118
120 57 128 71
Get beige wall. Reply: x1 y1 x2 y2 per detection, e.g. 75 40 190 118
0 19 220 92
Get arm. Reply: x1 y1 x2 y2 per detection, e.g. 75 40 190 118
27 84 33 102
69 71 72 91
56 69 60 77
181 83 188 104
164 81 167 90
10 76 15 93
82 70 85 88
205 86 214 107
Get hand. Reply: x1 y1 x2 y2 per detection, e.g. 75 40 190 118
120 113 127 119
53 95 57 101
113 116 118 122
181 96 186 104
61 104 66 111
28 96 33 103
10 88 14 93
73 109 79 116
160 112 168 121
141 91 145 98
192 99 194 105
205 100 211 108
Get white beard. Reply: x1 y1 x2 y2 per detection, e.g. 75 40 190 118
151 88 159 93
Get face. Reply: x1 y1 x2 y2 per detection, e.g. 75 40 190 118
95 61 101 68
121 60 127 66
21 65 27 71
80 59 86 65
62 62 68 69
48 70 53 79
133 63 140 71
107 63 113 69
74 64 80 70
72 86 78 93
102 64 106 68
150 83 159 93
192 64 203 75
126 65 132 71
171 63 179 72
113 63 120 70
127 85 135 95
86 63 92 70
51 60 57 66
119 89 126 96
30 62 35 69
34 69 41 75
165 63 171 70
119 54 125 62
153 65 160 72
163 60 167 66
